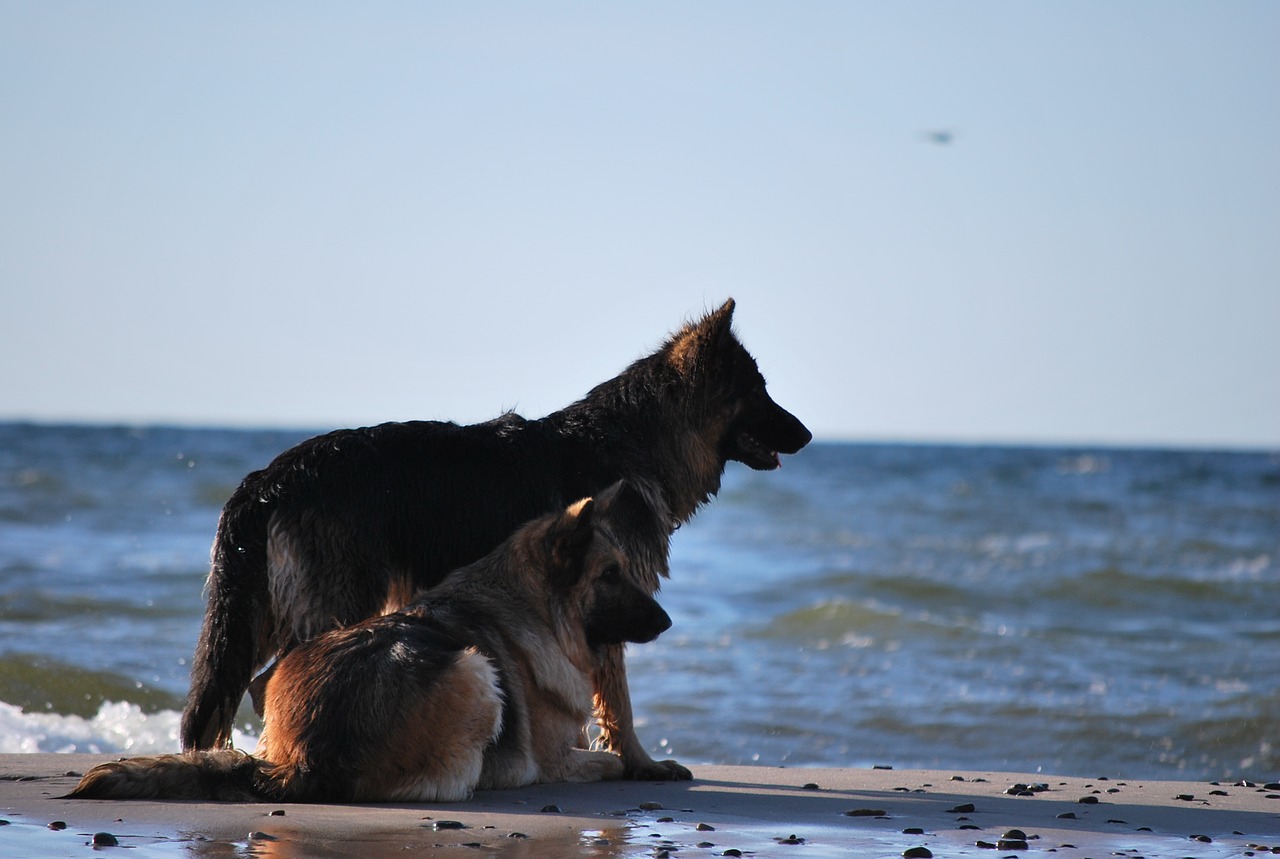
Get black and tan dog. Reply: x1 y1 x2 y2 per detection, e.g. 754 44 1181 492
70 483 671 803
181 299 811 779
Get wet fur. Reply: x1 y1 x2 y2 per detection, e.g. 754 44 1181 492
181 299 811 778
69 484 672 803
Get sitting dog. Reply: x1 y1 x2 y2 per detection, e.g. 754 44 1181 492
68 482 672 803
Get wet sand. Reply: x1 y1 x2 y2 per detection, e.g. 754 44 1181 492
2 754 1278 857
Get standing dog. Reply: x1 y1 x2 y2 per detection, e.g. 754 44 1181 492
70 483 671 803
181 299 811 778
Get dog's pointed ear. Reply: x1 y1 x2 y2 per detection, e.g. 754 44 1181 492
543 497 596 587
667 298 737 380
594 479 647 523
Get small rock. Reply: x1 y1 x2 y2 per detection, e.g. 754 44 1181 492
64 771 82 778
975 840 997 849
903 848 933 858
1192 834 1213 843
91 832 119 847
1056 812 1077 820
507 832 528 839
697 823 715 831
998 839 1029 850
1175 794 1195 801
722 851 743 858
844 808 887 817
47 821 67 831
1077 796 1099 804
775 834 805 844
540 805 562 814
268 809 286 816
639 801 665 811
657 816 675 823
434 820 466 831
802 782 820 790
247 832 278 842
1003 829 1028 840
1209 790 1228 796
697 842 715 849
902 827 925 835
947 803 976 814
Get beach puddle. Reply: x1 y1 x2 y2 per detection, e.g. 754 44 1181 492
0 817 193 858
0 814 1269 859
611 810 1270 859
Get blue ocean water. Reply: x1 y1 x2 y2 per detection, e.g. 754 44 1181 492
1 423 1276 781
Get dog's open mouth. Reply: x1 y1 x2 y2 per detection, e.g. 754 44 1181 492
734 430 782 471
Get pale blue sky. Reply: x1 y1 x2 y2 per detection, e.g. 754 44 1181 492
3 3 1277 448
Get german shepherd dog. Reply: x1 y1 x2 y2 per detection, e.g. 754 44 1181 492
69 483 672 803
181 299 811 779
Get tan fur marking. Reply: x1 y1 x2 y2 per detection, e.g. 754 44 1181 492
380 571 418 615
364 648 501 801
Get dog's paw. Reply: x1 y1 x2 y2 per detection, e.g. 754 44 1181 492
628 758 692 782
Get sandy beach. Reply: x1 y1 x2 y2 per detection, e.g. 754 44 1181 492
1 755 1277 858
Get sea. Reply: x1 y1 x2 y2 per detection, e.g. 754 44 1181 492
1 422 1276 782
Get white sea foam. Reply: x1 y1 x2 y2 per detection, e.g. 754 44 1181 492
0 701 257 754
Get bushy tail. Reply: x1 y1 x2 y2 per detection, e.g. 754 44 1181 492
180 483 277 750
65 751 273 802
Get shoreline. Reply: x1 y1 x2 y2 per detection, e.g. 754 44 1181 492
1 755 1277 857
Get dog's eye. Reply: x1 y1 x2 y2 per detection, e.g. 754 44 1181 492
601 564 622 581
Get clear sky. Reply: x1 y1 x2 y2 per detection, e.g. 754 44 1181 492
3 3 1277 449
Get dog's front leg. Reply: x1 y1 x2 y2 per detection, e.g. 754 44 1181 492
592 644 691 781
556 748 626 784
